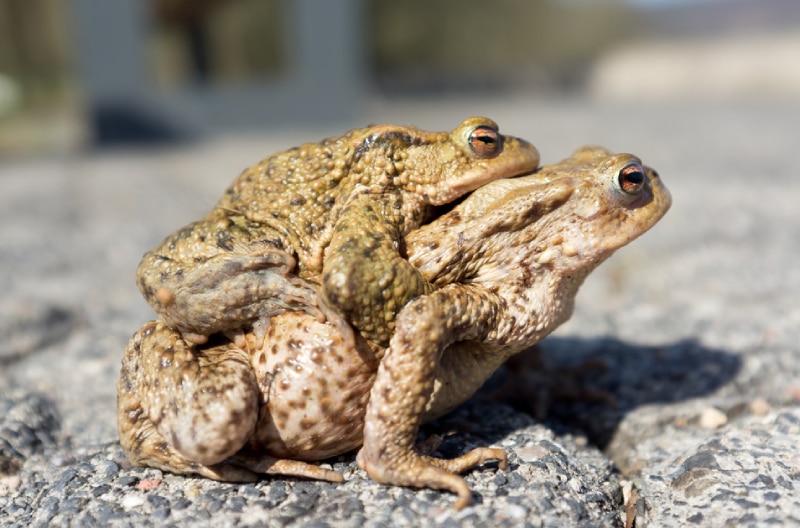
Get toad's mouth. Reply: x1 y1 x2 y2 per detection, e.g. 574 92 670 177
423 193 469 226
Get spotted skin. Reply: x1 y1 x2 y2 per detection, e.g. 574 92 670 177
118 146 670 509
358 146 672 507
135 118 539 346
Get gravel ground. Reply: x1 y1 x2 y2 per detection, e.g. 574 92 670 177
1 97 798 527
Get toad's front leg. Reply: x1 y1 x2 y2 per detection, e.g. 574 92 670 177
137 212 322 344
322 191 434 347
356 285 508 509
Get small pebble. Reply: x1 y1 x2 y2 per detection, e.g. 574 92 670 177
514 446 549 463
122 494 145 509
504 504 527 520
185 482 203 499
699 407 728 429
51 454 76 467
567 478 583 494
136 478 161 491
749 398 771 416
0 475 21 496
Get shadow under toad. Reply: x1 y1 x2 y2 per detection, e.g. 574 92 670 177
424 336 741 455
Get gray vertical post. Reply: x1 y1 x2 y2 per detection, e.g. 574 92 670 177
69 0 364 144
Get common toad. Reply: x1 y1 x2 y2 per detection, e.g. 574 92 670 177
135 118 539 346
358 146 671 507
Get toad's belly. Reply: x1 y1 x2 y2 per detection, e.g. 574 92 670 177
243 312 381 460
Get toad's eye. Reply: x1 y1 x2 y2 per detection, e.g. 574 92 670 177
469 126 502 158
617 163 645 195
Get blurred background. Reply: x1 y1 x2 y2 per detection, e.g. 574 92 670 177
0 0 798 154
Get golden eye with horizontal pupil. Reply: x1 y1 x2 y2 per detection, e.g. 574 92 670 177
617 163 646 195
468 126 502 158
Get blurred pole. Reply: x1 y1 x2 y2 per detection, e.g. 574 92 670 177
69 0 173 142
68 0 365 145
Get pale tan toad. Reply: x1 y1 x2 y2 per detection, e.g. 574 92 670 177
358 146 671 507
135 118 539 346
118 146 671 508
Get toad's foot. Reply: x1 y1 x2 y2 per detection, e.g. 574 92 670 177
357 445 507 510
357 285 508 509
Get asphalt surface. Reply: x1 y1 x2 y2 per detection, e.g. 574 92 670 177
1 97 798 527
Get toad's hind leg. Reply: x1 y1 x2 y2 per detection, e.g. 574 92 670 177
356 285 508 510
117 320 260 480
